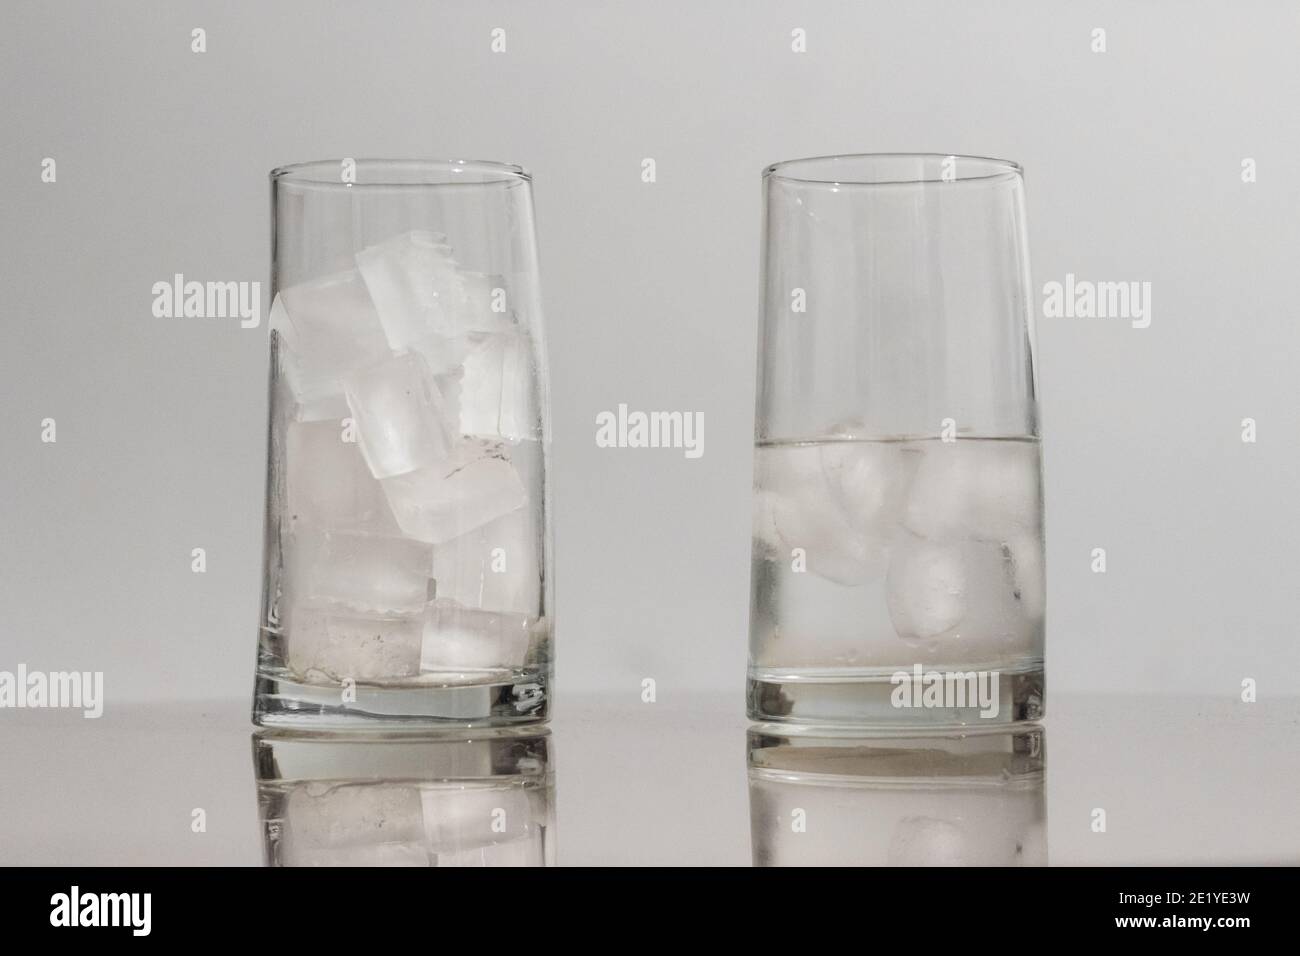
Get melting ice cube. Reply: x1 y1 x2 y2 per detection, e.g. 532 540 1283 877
344 350 454 479
420 600 532 673
902 439 1041 542
381 440 527 544
884 532 967 639
753 440 913 585
886 533 1039 655
821 437 918 536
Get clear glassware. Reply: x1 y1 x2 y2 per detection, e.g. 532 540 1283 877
253 159 552 729
749 154 1043 726
748 726 1046 866
254 729 555 866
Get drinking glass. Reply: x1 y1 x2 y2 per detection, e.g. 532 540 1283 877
254 159 552 728
749 154 1043 726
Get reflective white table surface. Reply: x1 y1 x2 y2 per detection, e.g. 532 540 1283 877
0 692 1296 866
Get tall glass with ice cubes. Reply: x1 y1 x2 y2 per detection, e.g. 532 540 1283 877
255 160 552 728
750 154 1044 726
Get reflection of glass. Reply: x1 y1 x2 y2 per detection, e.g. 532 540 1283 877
253 729 554 866
748 725 1045 866
749 154 1043 726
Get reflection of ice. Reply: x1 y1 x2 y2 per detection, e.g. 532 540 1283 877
255 731 554 868
421 786 535 849
747 727 1046 867
886 816 968 866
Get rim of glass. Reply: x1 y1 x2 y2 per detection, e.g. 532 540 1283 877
764 153 1022 187
270 158 531 187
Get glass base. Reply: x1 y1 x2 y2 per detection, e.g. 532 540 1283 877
252 669 549 730
747 664 1044 728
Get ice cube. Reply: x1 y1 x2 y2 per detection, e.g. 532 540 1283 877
754 442 910 585
381 440 527 544
821 438 919 536
356 230 510 349
431 508 541 615
886 816 967 866
286 420 397 534
297 393 352 424
270 272 390 412
285 605 423 682
440 333 540 441
885 532 967 639
420 600 532 673
344 350 454 479
902 440 1041 542
886 534 1040 656
410 329 482 376
461 270 510 326
289 528 431 613
420 786 535 851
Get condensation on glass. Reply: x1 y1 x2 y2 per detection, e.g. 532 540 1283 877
749 154 1044 726
254 159 552 728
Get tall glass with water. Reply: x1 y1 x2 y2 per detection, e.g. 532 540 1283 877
254 159 552 728
750 154 1043 726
